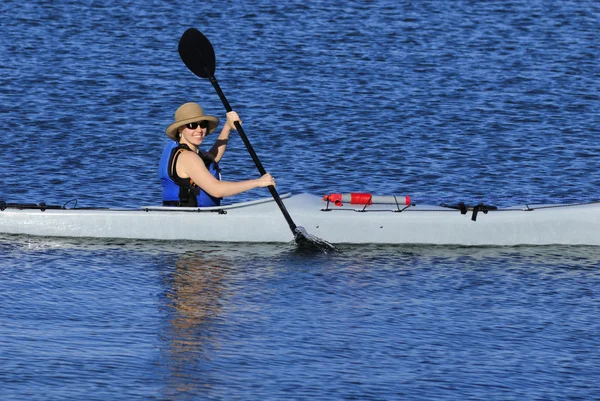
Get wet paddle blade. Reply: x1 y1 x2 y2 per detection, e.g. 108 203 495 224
178 28 216 78
294 227 339 253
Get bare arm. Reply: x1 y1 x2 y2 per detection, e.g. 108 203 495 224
177 150 275 198
208 111 239 163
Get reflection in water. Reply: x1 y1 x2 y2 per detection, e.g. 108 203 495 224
162 251 233 397
150 243 600 400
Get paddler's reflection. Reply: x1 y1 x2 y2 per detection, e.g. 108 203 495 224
162 252 232 394
168 253 229 325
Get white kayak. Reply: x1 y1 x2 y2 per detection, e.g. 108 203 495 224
1 193 599 246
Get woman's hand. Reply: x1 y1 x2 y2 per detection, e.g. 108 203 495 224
256 173 275 188
226 111 241 130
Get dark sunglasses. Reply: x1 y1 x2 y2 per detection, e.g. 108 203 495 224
185 121 209 130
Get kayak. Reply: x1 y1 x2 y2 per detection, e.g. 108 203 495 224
1 193 599 245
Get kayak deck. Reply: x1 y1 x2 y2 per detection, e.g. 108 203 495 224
1 193 599 245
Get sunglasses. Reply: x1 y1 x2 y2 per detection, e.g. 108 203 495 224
185 121 209 130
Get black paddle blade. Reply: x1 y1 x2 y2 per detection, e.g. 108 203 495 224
178 28 216 78
294 227 339 253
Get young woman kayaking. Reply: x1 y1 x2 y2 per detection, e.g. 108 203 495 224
159 102 275 207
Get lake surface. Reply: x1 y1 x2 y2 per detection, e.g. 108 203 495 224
1 0 599 400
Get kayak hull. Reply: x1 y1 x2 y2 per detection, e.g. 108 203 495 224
1 194 599 245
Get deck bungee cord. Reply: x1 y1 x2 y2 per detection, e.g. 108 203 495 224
0 201 64 212
319 193 600 222
0 199 109 211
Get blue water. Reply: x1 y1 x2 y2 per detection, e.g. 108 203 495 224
1 0 599 400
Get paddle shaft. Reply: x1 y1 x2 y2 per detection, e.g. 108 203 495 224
207 75 298 233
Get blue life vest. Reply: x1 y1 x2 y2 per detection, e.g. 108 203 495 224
158 140 222 207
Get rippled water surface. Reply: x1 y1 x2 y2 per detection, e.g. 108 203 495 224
2 237 600 400
1 0 599 400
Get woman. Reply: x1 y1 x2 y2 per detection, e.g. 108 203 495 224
159 102 275 207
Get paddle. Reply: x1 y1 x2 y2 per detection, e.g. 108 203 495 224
178 28 336 252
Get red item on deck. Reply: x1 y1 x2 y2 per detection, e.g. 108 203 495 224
322 193 411 207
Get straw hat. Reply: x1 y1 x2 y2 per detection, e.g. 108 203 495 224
165 102 220 140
